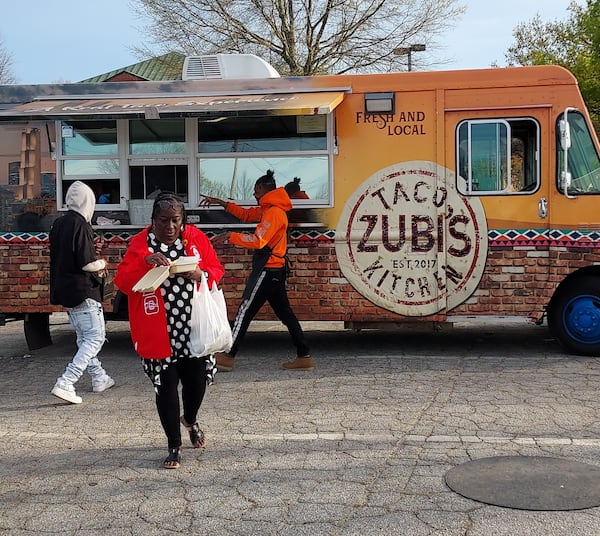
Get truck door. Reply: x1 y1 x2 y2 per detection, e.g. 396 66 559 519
448 109 549 313
546 107 600 354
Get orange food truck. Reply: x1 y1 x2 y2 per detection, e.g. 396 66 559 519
1 55 599 354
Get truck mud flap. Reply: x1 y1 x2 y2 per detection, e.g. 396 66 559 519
24 313 52 350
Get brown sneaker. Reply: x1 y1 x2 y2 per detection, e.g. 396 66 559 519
282 356 315 371
215 352 235 372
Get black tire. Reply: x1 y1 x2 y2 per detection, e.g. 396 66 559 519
23 312 52 350
547 275 600 356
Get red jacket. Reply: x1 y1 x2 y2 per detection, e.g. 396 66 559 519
226 187 292 268
115 224 224 359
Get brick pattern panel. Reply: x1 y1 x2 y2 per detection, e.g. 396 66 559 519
0 235 129 314
1 232 598 324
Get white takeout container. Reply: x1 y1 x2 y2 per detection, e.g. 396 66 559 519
169 256 199 273
132 266 170 293
132 256 199 292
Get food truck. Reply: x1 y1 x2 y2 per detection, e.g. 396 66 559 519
1 54 599 355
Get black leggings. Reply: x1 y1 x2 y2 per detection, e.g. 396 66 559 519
229 267 309 358
155 357 208 449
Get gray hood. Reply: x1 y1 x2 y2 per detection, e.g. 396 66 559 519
66 181 96 223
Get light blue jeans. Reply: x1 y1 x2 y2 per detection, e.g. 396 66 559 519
58 298 108 388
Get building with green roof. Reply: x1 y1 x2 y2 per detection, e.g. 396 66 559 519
79 51 186 83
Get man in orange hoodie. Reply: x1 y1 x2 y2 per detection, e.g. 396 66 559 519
200 170 314 372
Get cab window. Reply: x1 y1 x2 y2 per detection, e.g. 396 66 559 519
457 118 539 194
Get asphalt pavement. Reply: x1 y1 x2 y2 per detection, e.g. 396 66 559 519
2 314 600 535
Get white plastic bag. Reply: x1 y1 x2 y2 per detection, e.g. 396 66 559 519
189 273 233 356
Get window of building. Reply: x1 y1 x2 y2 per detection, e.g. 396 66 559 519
457 118 539 194
8 161 19 185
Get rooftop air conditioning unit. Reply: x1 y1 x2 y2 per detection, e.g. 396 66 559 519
182 54 280 80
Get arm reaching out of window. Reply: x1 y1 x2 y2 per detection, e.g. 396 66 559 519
199 195 228 208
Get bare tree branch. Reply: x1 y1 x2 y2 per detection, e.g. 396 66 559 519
130 0 464 75
0 37 16 84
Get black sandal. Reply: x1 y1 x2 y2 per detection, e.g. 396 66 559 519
163 447 181 469
180 416 206 448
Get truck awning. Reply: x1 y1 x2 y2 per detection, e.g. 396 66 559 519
0 91 346 119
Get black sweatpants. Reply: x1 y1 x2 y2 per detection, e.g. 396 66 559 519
155 357 207 449
229 267 310 358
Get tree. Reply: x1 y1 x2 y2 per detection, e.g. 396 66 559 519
131 0 465 75
0 37 16 84
506 1 600 129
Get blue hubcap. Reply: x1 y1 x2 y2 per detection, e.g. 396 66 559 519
564 295 600 344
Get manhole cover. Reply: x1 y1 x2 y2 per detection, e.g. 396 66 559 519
445 456 600 510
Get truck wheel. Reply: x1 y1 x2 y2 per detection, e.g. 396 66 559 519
548 275 600 355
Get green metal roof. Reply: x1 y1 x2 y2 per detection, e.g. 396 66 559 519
79 52 186 83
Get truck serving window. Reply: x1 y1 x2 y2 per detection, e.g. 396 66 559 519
128 119 188 201
197 114 330 203
457 118 539 195
557 110 600 195
129 119 186 155
58 120 120 207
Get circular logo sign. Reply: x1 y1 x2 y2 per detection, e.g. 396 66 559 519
335 161 488 316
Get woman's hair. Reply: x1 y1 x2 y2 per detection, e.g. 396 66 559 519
255 169 276 191
151 191 187 223
285 177 302 195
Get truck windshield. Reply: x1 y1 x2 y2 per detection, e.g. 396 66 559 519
558 111 600 195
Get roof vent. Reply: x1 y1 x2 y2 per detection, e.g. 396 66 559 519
182 54 280 80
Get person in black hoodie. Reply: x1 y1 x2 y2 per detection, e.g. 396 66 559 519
49 180 114 404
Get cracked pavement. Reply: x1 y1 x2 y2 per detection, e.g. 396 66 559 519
2 315 600 535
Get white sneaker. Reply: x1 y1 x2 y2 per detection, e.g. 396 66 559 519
51 383 82 404
92 376 115 393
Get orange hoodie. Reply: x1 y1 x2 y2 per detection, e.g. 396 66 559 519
225 187 292 268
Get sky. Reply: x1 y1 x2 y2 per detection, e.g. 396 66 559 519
0 0 580 85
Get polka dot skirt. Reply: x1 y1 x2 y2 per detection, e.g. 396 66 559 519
141 231 217 392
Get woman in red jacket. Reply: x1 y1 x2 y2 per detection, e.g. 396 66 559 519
115 192 224 469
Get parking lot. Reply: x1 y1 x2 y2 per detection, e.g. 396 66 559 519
2 315 600 535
